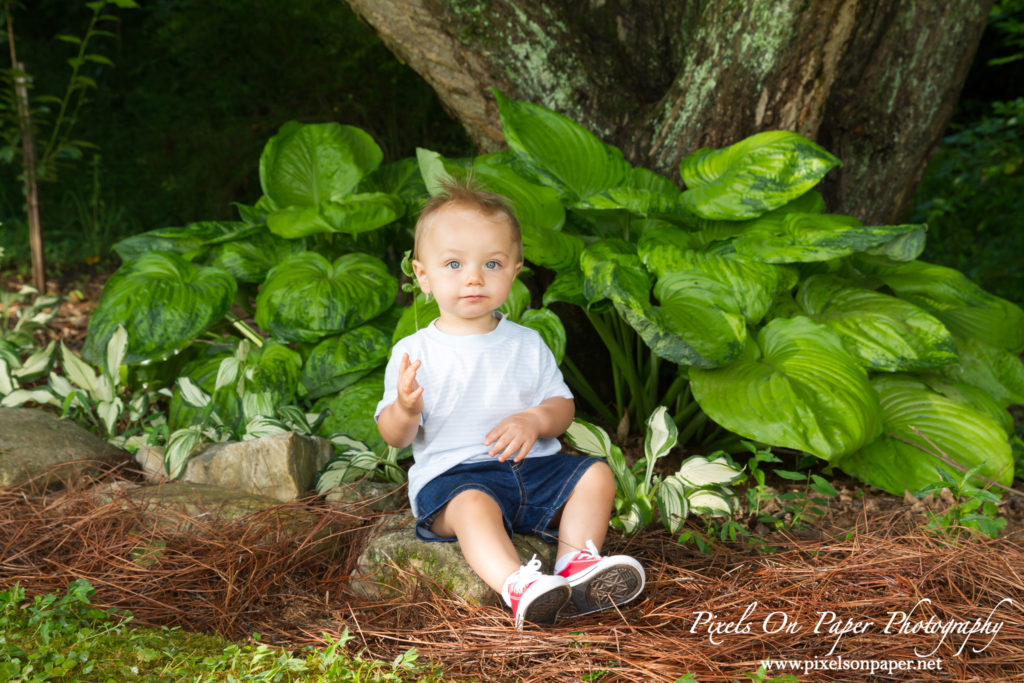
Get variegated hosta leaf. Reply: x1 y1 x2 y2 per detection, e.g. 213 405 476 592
565 418 615 458
177 377 211 409
0 360 15 395
690 316 882 462
797 274 958 372
260 121 382 207
242 415 290 440
675 455 744 487
836 374 1014 495
215 357 241 393
105 326 128 381
97 399 123 436
164 426 204 479
579 240 651 309
242 391 276 422
734 213 923 264
644 406 677 470
83 251 236 365
11 341 56 382
255 252 397 342
679 131 840 220
329 435 373 453
493 88 630 201
575 167 682 218
61 343 99 395
613 501 646 535
873 261 1024 353
1 388 60 408
541 268 588 308
519 308 567 365
300 325 391 400
687 489 735 517
656 474 691 533
938 336 1024 407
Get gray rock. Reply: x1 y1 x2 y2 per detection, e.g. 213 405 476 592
325 479 405 513
125 480 310 535
0 407 128 490
139 432 334 501
350 514 556 606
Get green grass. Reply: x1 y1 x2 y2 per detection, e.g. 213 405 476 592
0 580 441 682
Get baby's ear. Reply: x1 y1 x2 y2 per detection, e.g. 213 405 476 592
513 261 524 277
411 259 431 293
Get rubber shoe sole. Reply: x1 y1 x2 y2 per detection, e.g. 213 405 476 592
514 582 571 629
561 558 645 617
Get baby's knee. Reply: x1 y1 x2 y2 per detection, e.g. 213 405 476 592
581 461 616 495
446 488 499 514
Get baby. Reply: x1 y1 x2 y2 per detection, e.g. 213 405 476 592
375 178 644 628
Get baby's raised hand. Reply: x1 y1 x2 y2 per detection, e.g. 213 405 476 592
396 353 424 415
485 412 541 463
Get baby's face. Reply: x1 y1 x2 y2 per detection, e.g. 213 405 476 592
412 204 522 335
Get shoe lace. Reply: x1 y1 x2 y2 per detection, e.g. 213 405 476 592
509 555 543 593
583 539 601 559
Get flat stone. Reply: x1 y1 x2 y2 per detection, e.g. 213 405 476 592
324 479 406 513
0 407 128 490
138 432 334 501
350 514 556 606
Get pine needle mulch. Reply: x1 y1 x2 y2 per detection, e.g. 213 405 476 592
2 472 1023 682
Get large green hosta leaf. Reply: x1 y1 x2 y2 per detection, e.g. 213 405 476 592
249 342 303 406
873 261 1024 353
493 88 629 200
939 336 1024 407
520 308 567 365
836 375 1013 495
84 252 236 365
313 371 386 452
393 295 440 343
472 153 566 233
679 131 840 220
266 192 404 238
300 325 390 400
575 167 683 218
638 244 795 325
733 213 922 263
204 229 307 283
260 121 382 206
797 275 958 372
690 316 882 461
114 221 259 262
581 241 746 367
255 252 397 342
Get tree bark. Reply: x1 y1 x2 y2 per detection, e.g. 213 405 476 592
343 0 990 224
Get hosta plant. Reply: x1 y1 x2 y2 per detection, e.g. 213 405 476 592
566 406 743 534
457 89 1022 497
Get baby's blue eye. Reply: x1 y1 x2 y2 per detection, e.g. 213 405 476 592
485 260 500 270
445 260 461 270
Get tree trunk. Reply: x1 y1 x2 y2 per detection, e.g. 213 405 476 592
6 13 45 292
343 0 990 224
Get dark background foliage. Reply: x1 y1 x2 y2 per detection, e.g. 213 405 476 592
0 0 1021 304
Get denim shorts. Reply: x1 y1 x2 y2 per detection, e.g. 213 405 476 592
414 453 603 543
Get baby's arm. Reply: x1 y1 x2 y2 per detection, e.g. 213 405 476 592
376 353 424 448
485 396 575 463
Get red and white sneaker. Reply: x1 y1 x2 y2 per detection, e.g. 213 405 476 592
555 540 645 617
503 556 571 629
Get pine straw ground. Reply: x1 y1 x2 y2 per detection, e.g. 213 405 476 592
2 467 1024 682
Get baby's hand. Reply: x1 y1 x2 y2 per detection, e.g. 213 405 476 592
396 353 424 415
485 412 542 463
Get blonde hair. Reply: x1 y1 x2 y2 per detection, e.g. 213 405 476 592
413 176 523 261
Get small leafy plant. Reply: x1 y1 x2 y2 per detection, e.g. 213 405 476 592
913 464 1007 539
566 406 743 534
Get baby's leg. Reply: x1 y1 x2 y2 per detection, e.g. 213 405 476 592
429 489 521 592
556 460 616 558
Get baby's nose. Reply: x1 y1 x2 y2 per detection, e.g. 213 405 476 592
464 267 485 284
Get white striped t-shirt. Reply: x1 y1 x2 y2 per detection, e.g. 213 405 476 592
375 314 573 515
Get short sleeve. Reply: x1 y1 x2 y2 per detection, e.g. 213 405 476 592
535 337 573 402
